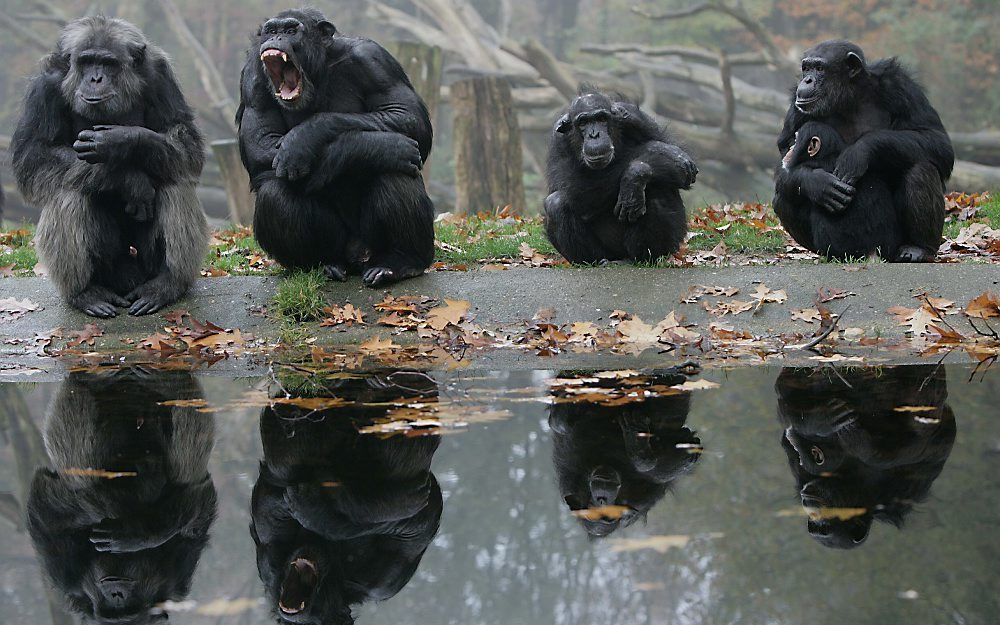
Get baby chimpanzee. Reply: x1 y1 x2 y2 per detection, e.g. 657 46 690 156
783 121 900 260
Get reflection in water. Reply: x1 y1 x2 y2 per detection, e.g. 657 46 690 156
548 370 701 537
26 368 217 624
776 365 957 549
252 372 443 625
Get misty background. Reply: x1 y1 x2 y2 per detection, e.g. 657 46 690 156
0 0 997 224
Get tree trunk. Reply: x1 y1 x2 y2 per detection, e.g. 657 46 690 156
210 140 254 225
385 41 443 180
452 77 525 215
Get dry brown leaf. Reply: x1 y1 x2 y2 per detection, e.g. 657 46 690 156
791 308 822 323
427 299 470 330
965 291 1000 319
609 533 724 554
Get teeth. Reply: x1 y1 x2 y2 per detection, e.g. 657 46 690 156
281 52 288 62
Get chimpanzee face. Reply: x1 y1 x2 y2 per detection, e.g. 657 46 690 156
258 11 336 110
60 21 147 121
795 40 866 116
782 121 846 170
556 93 626 170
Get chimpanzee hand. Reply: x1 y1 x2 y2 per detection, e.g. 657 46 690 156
615 184 647 223
382 134 423 177
273 126 325 181
801 168 855 213
122 172 157 223
833 145 871 187
73 125 149 164
89 517 173 553
665 145 698 189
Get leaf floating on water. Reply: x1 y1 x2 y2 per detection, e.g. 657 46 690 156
776 506 867 521
158 399 210 408
893 405 936 413
671 379 719 391
62 468 137 479
609 532 724 554
195 598 264 616
635 582 667 592
572 505 631 521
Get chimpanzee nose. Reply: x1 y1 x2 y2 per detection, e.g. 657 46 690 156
91 75 102 83
804 77 813 85
587 129 600 139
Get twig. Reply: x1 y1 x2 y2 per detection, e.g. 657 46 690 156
785 306 849 351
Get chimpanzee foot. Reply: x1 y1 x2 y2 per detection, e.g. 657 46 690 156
125 284 173 316
894 245 933 263
362 265 424 287
322 264 348 282
70 286 130 318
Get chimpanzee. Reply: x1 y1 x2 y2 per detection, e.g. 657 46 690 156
782 121 900 259
548 370 701 537
544 89 697 264
251 372 442 625
773 40 954 262
10 17 208 317
26 368 217 623
237 8 435 286
776 365 956 549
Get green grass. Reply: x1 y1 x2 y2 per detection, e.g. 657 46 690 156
687 223 787 254
0 225 37 275
434 216 556 265
944 193 999 239
272 269 327 322
204 225 278 276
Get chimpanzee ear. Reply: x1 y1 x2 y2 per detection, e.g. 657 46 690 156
317 20 337 38
131 43 147 68
555 114 572 134
846 51 865 78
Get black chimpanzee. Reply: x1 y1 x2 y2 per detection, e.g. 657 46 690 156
548 370 701 537
26 368 217 623
11 17 208 317
773 40 954 262
782 121 900 259
544 89 697 264
237 8 434 287
776 365 956 549
252 372 442 625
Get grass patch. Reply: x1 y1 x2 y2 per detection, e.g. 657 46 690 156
434 216 556 265
944 193 999 239
0 225 37 275
205 225 279 276
272 269 327 322
687 222 786 254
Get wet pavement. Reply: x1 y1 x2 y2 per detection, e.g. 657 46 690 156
0 363 996 624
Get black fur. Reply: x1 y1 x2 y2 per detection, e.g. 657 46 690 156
548 371 700 537
237 8 435 287
26 368 217 623
783 121 901 259
773 40 955 262
10 17 208 317
543 88 695 264
776 365 956 549
251 372 442 625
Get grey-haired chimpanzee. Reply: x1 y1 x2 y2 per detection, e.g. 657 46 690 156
10 17 209 317
237 8 434 287
782 121 900 259
776 365 955 549
26 368 217 623
773 40 954 262
543 89 697 264
548 370 701 537
252 372 442 624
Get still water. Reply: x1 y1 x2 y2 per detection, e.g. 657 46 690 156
0 364 996 625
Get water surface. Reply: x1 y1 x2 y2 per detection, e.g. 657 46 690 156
0 364 995 625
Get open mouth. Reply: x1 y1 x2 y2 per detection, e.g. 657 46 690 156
261 49 303 102
278 558 318 615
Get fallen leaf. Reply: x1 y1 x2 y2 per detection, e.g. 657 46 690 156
609 533 724 554
671 379 719 391
427 299 470 330
0 297 41 322
966 291 1000 319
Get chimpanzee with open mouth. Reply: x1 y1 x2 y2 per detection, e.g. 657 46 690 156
237 8 435 287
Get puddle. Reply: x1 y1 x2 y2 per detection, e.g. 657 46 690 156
0 364 996 624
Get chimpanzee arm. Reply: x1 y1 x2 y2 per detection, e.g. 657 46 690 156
615 141 697 222
236 63 288 182
303 131 424 194
282 41 433 158
833 128 954 184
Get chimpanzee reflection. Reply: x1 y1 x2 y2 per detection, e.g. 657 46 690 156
251 372 442 625
776 365 956 549
548 370 701 537
26 368 217 624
